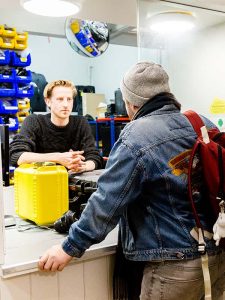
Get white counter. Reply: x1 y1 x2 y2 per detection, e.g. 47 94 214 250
0 176 117 300
1 221 117 278
1 185 118 279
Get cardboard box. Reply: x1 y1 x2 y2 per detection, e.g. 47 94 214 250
82 93 105 118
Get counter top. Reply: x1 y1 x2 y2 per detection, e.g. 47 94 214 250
1 219 118 278
1 171 118 279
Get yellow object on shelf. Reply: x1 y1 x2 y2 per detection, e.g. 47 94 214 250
0 25 3 35
17 110 30 123
14 163 69 225
2 25 16 37
14 39 27 50
18 98 30 110
1 37 15 49
17 116 28 123
15 31 28 41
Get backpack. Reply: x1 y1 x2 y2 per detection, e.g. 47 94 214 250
184 110 225 300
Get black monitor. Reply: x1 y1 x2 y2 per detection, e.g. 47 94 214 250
114 88 128 117
0 125 9 186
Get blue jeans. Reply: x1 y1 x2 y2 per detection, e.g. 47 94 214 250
140 252 225 300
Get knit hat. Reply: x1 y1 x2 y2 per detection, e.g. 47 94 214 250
120 61 170 107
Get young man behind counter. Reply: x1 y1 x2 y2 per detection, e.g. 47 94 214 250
9 80 103 172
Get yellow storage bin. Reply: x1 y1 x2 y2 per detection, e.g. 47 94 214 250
18 98 30 110
14 163 69 225
14 39 27 50
1 37 15 49
2 26 16 37
15 31 28 41
17 110 29 123
0 25 3 35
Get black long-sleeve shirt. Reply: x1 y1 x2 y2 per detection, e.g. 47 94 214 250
9 113 103 168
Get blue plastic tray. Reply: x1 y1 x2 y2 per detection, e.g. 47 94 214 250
16 83 34 98
0 99 18 114
0 50 11 65
0 116 19 131
15 69 32 83
0 82 16 97
10 51 31 67
0 69 16 82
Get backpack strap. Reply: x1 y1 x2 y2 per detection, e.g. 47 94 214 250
218 145 225 200
183 110 205 137
183 110 205 230
184 110 213 300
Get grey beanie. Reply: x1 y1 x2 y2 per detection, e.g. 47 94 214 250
120 61 170 107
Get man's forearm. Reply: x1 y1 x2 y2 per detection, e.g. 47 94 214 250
17 152 61 165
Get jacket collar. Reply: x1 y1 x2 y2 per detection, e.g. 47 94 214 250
133 93 181 121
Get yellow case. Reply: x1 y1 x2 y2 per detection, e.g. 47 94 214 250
14 163 69 225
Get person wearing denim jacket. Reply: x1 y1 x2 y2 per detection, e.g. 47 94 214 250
39 62 225 300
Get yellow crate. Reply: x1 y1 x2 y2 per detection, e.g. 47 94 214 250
1 38 14 49
14 163 69 225
14 39 27 50
2 26 16 37
15 31 28 41
18 98 30 110
0 25 3 35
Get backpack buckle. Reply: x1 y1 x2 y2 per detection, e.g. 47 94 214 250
198 243 206 255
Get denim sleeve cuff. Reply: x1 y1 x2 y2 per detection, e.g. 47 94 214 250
62 238 84 258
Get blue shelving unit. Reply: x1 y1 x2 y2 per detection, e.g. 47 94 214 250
0 50 32 132
0 28 31 186
89 116 129 156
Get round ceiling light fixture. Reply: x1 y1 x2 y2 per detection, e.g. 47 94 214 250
150 11 196 34
20 0 80 17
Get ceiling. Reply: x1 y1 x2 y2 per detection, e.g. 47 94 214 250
0 0 137 35
161 0 225 13
0 0 225 47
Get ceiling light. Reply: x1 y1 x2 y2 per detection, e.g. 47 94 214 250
20 0 80 17
150 11 195 34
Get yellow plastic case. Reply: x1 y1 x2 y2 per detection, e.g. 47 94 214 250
14 163 69 225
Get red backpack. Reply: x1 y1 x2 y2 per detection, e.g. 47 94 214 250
184 110 225 248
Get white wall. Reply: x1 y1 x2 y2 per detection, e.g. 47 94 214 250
28 35 92 86
28 34 161 103
165 22 225 117
29 20 225 117
28 34 136 102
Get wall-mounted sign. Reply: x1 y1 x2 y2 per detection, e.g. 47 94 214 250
210 97 225 114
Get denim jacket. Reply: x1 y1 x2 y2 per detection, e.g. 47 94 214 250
62 102 220 261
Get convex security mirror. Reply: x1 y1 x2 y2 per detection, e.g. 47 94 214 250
65 17 110 57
